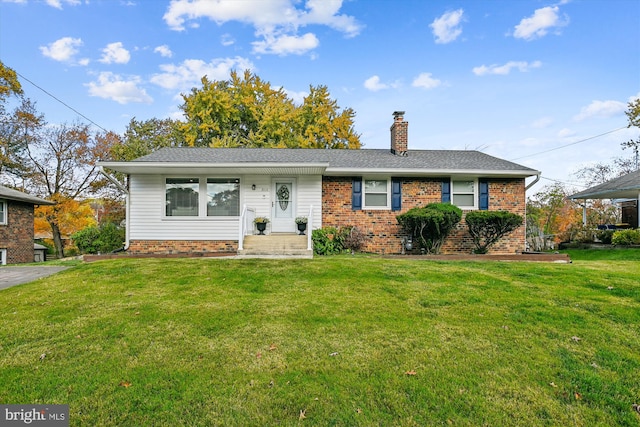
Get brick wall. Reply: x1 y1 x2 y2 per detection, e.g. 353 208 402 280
0 201 35 264
322 177 527 255
128 240 237 255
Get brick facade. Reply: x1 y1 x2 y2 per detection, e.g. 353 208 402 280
322 176 526 255
128 240 237 255
0 200 35 264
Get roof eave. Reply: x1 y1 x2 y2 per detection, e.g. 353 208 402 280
324 167 540 177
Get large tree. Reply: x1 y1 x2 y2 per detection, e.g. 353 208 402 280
24 121 117 257
110 117 185 161
622 97 640 169
0 60 31 177
180 70 360 149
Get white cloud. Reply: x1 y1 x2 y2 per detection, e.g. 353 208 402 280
150 57 255 91
558 128 576 138
531 117 554 128
39 37 84 62
472 60 542 76
86 72 153 104
221 33 235 46
99 42 131 64
513 6 568 40
163 0 362 56
364 75 388 92
45 0 80 9
252 32 319 56
412 73 442 89
430 9 464 44
283 88 307 105
573 100 627 121
154 45 173 58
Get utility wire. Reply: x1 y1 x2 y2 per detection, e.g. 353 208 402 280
511 126 627 161
14 70 109 133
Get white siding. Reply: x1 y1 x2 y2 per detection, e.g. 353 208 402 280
129 175 239 240
129 174 323 241
297 175 322 231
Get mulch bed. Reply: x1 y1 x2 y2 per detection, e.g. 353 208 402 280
384 252 571 263
84 252 571 263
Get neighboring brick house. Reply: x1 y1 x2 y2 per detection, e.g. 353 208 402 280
0 185 55 264
100 112 540 256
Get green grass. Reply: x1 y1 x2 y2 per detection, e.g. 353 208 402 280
1 252 639 426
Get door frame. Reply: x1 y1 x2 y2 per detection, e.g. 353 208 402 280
271 178 296 233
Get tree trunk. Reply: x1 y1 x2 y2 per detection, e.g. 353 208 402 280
49 221 65 258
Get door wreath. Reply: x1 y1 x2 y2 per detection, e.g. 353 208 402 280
277 184 290 211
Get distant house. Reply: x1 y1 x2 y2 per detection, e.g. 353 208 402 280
0 185 55 264
569 169 640 228
100 112 540 256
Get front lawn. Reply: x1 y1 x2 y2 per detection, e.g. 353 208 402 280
1 255 639 426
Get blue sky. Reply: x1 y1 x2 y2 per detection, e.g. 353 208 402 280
1 0 639 193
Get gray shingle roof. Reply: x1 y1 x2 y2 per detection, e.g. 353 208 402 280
569 169 640 200
118 147 538 176
0 185 55 205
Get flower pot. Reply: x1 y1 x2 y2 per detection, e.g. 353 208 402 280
297 222 307 235
256 222 267 235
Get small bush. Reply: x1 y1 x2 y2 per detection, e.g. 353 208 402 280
465 211 523 254
72 223 125 254
611 229 640 245
312 226 366 255
396 203 462 254
343 226 366 252
595 229 615 244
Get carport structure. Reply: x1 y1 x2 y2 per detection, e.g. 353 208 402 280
569 169 640 228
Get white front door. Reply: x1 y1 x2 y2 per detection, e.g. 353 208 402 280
272 179 295 233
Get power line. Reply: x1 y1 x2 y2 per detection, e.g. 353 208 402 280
511 126 627 161
14 70 109 133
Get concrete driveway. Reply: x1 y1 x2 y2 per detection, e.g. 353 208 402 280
0 266 69 290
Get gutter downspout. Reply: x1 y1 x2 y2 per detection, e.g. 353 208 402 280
523 174 541 253
525 174 541 191
99 166 130 250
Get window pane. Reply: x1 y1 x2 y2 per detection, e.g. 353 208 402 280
452 194 474 207
365 193 388 206
365 180 387 192
0 201 5 223
166 178 199 216
452 181 474 193
364 179 388 207
207 178 239 216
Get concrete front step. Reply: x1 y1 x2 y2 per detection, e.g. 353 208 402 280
237 234 313 258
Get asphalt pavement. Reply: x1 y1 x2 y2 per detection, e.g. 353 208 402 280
0 266 69 290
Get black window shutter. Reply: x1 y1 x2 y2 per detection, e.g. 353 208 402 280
391 178 402 211
441 180 451 203
352 178 362 210
479 179 489 210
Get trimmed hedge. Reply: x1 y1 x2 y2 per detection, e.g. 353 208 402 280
611 228 640 245
72 223 125 254
396 203 463 254
465 210 523 254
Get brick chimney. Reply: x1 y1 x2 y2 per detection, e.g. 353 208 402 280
390 111 408 156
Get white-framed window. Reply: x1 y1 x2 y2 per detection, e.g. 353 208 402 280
0 199 6 225
166 178 199 217
165 177 241 218
363 178 390 209
207 178 240 216
0 248 6 265
451 179 477 209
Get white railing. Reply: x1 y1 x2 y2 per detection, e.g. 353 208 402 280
238 204 256 251
307 205 314 251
